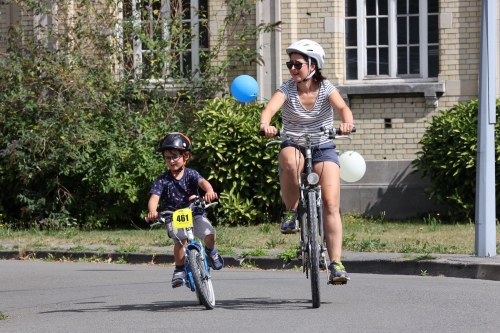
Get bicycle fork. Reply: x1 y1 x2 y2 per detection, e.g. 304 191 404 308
300 140 329 281
299 185 329 280
173 228 210 290
316 186 332 283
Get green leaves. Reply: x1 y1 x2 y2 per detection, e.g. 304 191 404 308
190 97 282 225
412 98 500 220
0 0 280 228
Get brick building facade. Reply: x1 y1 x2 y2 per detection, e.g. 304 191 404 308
213 0 496 216
1 0 496 216
210 0 490 161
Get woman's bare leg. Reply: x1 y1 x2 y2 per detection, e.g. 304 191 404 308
278 146 304 210
314 161 342 262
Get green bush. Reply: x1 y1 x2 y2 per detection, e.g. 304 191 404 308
190 97 282 225
0 43 171 226
412 99 500 220
0 0 279 228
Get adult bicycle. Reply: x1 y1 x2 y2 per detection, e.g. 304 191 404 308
145 196 217 310
261 127 355 308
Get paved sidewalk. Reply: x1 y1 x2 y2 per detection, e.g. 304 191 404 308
1 242 499 281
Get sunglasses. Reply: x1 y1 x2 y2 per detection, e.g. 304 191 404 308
164 154 183 162
286 61 307 70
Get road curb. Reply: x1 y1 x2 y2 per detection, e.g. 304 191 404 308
345 259 494 280
2 249 500 281
0 250 175 264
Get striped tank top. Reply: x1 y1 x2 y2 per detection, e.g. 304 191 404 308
278 78 337 146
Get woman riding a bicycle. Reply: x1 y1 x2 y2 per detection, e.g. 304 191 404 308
259 39 354 283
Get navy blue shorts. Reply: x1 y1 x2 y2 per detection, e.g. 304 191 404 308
280 141 340 167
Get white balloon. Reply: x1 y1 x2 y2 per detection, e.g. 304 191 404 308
339 151 366 182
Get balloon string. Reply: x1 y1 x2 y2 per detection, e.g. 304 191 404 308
256 95 269 102
339 150 357 156
235 94 268 104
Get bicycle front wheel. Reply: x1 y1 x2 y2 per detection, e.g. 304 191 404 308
188 248 215 310
307 191 321 308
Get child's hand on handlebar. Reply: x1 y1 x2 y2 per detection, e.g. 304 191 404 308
146 211 158 222
204 191 217 203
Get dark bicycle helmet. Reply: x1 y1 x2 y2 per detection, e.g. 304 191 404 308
157 132 192 152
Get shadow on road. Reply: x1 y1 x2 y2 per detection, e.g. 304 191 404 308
216 297 331 310
39 297 331 313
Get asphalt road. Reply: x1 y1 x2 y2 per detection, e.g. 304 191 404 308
1 260 500 333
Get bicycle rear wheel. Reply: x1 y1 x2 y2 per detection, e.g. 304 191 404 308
188 248 215 309
307 191 321 308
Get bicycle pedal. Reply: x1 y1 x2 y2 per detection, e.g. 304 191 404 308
329 280 347 286
171 280 185 288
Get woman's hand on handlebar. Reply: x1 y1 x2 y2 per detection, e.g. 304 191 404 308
260 124 278 138
339 122 355 135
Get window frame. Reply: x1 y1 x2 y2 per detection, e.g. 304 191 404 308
33 0 58 50
345 0 438 83
122 0 207 82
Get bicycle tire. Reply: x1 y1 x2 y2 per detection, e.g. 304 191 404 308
197 253 215 306
195 272 215 306
298 198 308 274
195 289 202 305
307 191 321 308
188 248 215 310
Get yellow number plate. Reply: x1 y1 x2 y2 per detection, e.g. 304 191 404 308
172 208 193 229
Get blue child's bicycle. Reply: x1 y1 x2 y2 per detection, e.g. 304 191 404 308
147 196 217 310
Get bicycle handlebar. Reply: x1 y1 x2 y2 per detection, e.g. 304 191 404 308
258 127 356 139
144 195 218 223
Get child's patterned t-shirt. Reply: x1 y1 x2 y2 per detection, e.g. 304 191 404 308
149 168 205 216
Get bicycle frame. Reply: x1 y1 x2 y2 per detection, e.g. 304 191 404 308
148 197 217 309
299 131 353 277
150 215 210 290
263 127 354 308
177 228 211 290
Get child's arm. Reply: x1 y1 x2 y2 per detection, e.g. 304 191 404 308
198 179 217 203
147 194 160 221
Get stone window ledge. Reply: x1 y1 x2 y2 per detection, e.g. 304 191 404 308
337 82 446 107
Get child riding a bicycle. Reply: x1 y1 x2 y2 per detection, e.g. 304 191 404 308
147 132 224 286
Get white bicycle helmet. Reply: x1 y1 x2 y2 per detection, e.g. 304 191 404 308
286 39 325 69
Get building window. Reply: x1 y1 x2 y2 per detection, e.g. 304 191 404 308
345 0 439 81
122 0 208 81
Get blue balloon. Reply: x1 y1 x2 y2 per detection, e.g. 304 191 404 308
231 75 259 103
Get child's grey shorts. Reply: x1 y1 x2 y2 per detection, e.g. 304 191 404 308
166 215 215 244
